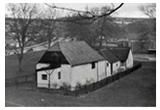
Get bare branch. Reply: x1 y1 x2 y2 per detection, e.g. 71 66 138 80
44 3 89 14
139 3 156 18
6 3 40 71
44 3 124 24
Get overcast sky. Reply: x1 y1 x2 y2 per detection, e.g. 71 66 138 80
54 3 149 18
5 3 151 18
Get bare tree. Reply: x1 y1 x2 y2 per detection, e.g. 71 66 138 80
139 3 156 18
137 3 156 52
40 6 58 48
90 6 118 49
44 3 124 24
42 3 124 50
6 3 40 71
45 70 54 89
139 3 156 34
65 15 92 45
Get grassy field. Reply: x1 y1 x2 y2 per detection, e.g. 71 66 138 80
5 50 45 79
5 51 156 107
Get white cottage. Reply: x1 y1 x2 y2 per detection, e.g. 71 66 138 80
109 47 134 70
36 41 109 91
99 49 121 76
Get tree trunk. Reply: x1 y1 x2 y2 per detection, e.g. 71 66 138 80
17 47 24 72
48 74 51 89
99 36 103 50
47 29 52 49
48 40 51 49
48 34 51 49
18 55 23 72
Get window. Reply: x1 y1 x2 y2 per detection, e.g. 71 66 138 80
92 62 95 69
58 72 61 79
116 63 118 66
42 74 47 80
106 63 109 67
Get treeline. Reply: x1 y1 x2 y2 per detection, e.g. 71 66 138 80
6 17 155 46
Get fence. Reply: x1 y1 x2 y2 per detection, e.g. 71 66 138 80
5 63 142 96
5 73 35 90
63 63 142 97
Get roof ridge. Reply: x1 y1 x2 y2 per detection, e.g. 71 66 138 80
108 47 130 62
99 48 120 63
46 41 104 66
101 47 119 60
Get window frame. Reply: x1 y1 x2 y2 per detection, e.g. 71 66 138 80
116 63 118 66
42 74 47 80
58 71 61 79
91 62 95 69
106 63 109 67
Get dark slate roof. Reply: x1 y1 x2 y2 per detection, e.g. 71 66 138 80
46 41 105 66
99 49 120 63
109 47 130 62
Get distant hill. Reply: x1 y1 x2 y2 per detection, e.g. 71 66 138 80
124 18 156 41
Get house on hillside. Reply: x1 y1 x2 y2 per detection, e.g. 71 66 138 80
36 41 109 91
109 47 134 70
99 49 121 76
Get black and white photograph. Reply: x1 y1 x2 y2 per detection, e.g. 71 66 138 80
5 2 156 107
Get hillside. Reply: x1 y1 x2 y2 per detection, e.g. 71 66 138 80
5 17 156 48
124 18 156 41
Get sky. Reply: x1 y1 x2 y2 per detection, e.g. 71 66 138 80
5 3 150 18
53 3 149 18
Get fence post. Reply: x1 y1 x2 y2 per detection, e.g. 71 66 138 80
93 83 95 91
106 77 108 85
100 81 103 87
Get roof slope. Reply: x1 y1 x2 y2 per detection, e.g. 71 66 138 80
99 49 119 63
48 42 61 51
109 47 130 62
47 41 105 66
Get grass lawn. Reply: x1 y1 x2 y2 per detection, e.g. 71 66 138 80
5 50 45 79
5 51 156 107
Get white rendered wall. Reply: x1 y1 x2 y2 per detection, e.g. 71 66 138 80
126 50 134 69
36 63 50 69
105 61 111 77
70 60 106 90
97 61 107 81
37 64 72 89
37 60 109 91
37 68 61 88
112 61 121 74
60 64 72 86
37 70 50 88
70 63 97 89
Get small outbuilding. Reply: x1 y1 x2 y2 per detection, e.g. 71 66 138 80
99 48 121 76
36 41 109 91
109 47 134 70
